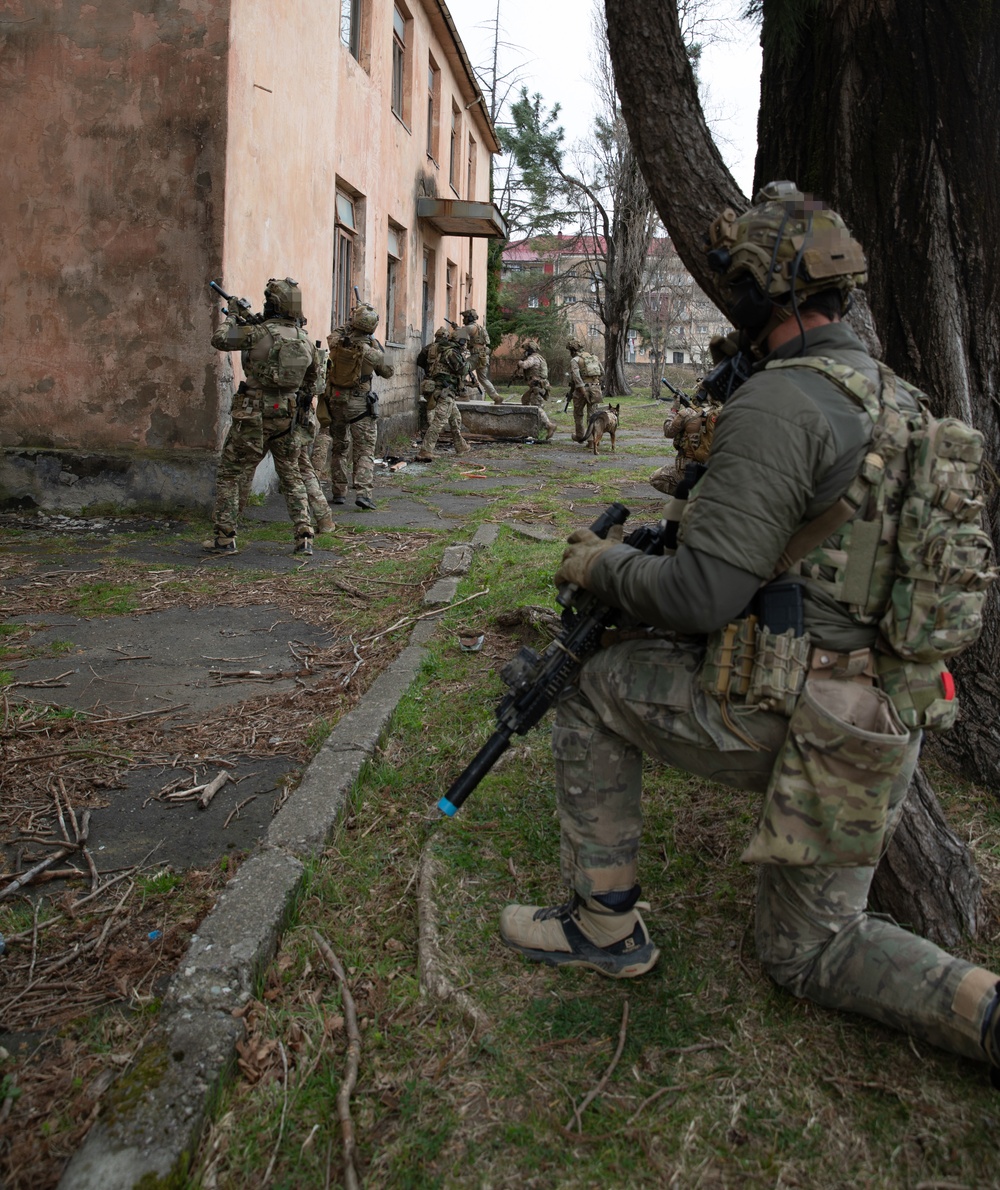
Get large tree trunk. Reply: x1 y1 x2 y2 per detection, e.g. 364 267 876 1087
752 0 1000 788
871 766 982 948
604 0 989 939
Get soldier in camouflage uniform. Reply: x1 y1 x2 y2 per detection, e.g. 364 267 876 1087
208 277 319 555
416 326 471 461
567 339 604 442
501 182 1000 1078
459 308 502 404
514 339 557 440
324 304 394 511
649 396 715 495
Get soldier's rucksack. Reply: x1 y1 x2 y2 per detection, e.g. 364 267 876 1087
689 406 719 463
326 336 366 388
768 356 997 667
264 324 313 390
579 352 602 380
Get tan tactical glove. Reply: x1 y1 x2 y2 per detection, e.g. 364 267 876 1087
554 525 624 590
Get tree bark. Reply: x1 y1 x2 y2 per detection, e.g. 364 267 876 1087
752 0 1000 787
871 766 982 949
604 0 989 939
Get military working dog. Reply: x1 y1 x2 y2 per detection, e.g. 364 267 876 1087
583 403 620 454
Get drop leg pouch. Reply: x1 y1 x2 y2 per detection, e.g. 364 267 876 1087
741 678 908 866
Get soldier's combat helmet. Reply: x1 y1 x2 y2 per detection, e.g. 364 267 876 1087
435 324 451 341
705 181 867 334
567 338 583 353
460 308 478 322
263 277 303 319
522 339 540 354
349 303 380 334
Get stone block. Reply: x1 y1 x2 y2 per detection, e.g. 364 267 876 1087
456 400 542 439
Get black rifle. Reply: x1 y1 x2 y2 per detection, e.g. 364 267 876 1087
563 388 574 413
437 503 667 817
209 280 256 318
658 376 690 405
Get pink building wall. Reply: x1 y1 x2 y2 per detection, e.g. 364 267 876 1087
0 0 498 511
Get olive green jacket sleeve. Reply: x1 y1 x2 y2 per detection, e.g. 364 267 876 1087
586 323 878 639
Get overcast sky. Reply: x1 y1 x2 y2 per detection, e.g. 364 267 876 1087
447 0 762 198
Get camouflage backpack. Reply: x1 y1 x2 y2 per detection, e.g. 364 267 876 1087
326 335 366 388
263 324 313 390
767 355 997 724
579 351 602 380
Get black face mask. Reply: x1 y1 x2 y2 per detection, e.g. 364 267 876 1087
724 273 773 335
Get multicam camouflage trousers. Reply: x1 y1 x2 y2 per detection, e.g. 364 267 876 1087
328 391 377 500
572 384 601 442
296 417 334 528
212 411 313 540
470 350 502 403
422 389 467 453
521 382 555 432
553 636 997 1064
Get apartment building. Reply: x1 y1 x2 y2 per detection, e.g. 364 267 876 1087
0 0 503 512
499 235 729 374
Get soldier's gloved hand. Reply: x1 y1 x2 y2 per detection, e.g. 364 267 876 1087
554 524 624 590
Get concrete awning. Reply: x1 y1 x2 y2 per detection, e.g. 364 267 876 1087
417 198 507 239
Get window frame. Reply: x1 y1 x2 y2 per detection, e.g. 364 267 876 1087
391 4 413 128
426 56 440 161
448 102 461 192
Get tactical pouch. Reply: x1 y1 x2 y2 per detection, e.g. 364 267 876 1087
700 617 757 701
746 627 811 716
874 653 958 732
741 678 908 867
420 377 437 396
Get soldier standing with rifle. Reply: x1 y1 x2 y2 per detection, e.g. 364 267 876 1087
322 298 394 511
567 339 604 442
514 339 557 441
416 326 471 461
207 277 319 556
459 308 502 404
494 182 1000 1084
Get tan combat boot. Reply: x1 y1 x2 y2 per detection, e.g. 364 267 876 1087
202 535 237 554
314 513 335 533
454 436 471 454
500 888 659 979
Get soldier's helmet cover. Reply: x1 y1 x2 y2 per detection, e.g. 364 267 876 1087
435 325 451 341
264 277 303 319
349 303 380 333
705 181 867 331
460 308 478 322
567 338 583 353
522 339 540 353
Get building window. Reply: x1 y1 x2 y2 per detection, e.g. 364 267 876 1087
673 351 685 365
466 134 477 199
446 261 456 324
449 103 460 191
387 222 405 344
422 247 436 343
528 296 539 309
391 6 407 122
563 294 578 305
340 0 362 60
588 324 601 337
427 58 440 160
333 190 358 330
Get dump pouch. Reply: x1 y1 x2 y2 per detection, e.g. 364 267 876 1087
741 678 908 867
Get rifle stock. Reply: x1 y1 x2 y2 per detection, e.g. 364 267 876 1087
436 503 666 817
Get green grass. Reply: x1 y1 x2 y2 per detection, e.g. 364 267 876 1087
69 581 140 616
193 525 1000 1189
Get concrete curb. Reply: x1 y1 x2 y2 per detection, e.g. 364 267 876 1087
58 540 475 1188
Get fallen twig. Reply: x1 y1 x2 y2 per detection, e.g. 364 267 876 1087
260 1041 290 1188
313 931 362 1190
223 795 258 829
566 1000 629 1133
198 770 231 810
0 847 73 898
360 588 489 644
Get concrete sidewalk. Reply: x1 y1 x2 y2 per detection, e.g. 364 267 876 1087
40 426 668 1188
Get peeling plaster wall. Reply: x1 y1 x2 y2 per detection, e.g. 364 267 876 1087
0 1 231 461
223 0 494 436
